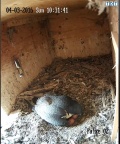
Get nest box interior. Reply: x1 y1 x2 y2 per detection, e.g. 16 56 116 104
1 0 118 140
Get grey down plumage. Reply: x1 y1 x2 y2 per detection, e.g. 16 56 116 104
34 94 83 126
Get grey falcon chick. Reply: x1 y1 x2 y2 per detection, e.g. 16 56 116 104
34 94 83 126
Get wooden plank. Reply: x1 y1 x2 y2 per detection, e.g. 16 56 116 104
48 9 111 58
111 32 119 141
108 7 118 34
4 16 46 27
1 0 87 21
108 9 118 141
1 21 54 114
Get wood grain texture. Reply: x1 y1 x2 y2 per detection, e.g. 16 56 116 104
1 0 87 21
108 6 118 68
108 6 118 34
111 32 118 141
108 5 118 141
48 9 111 58
1 21 54 114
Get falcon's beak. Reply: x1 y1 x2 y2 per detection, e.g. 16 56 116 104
61 110 73 119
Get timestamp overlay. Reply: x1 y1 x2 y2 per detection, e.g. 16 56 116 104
6 7 34 13
36 7 68 13
5 7 68 14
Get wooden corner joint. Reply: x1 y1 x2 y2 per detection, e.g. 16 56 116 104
111 31 119 141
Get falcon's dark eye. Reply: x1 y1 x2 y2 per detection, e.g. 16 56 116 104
32 97 38 104
45 97 52 105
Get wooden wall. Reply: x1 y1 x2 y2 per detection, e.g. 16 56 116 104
1 0 87 21
1 21 54 114
108 6 118 66
2 8 112 114
48 9 111 58
107 6 118 141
